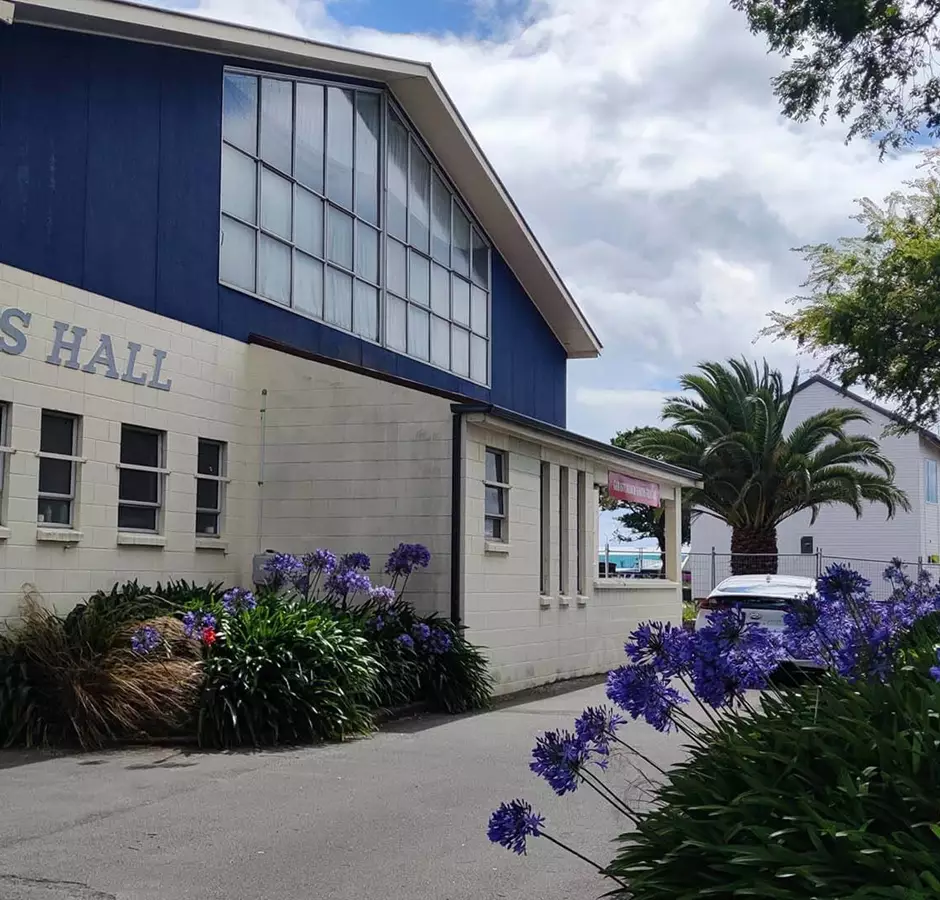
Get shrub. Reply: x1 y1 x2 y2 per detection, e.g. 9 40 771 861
259 545 492 715
0 594 201 750
487 562 940 897
608 667 940 898
356 600 492 713
196 596 379 748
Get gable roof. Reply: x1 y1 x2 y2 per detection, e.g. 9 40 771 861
10 0 602 360
794 375 940 452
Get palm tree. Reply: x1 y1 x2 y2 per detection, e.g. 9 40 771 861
632 359 910 575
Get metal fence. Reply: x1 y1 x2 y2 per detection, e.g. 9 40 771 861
686 551 940 602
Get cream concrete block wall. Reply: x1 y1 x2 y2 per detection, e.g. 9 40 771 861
0 265 260 621
249 345 453 617
461 422 680 694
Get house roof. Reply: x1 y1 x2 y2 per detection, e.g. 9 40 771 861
452 402 703 487
10 0 602 360
795 375 940 452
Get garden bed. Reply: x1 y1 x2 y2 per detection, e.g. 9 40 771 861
0 544 492 751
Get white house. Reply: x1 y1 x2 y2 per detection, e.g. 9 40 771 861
691 376 940 596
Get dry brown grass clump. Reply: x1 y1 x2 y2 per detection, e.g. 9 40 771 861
1 594 202 750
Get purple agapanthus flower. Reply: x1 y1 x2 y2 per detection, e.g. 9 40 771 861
931 650 940 683
130 625 161 655
369 585 396 604
325 567 372 597
385 543 432 578
574 706 623 757
782 563 940 682
412 622 431 642
222 587 257 615
606 664 685 732
182 611 216 642
428 628 452 655
690 608 786 707
626 621 693 677
530 729 590 795
396 633 415 650
487 800 544 855
341 552 371 572
303 549 338 574
264 553 303 590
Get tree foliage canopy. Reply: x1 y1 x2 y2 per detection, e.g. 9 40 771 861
730 0 940 152
630 359 909 568
768 152 940 431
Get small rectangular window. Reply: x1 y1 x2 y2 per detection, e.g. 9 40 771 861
558 466 569 594
927 459 938 504
540 462 551 595
576 471 586 595
484 447 508 542
196 439 226 537
0 403 11 525
37 411 79 527
118 426 165 532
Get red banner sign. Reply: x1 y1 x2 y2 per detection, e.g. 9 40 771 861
608 471 660 508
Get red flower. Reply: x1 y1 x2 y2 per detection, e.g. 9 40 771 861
201 627 217 646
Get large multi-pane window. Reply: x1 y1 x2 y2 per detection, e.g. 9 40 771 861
219 69 491 385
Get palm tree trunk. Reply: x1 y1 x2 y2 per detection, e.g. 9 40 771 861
730 526 778 575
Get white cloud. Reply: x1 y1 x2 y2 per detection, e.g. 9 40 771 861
159 0 923 440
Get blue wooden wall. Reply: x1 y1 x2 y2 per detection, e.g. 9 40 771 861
0 24 567 426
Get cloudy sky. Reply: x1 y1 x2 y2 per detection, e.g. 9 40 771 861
160 0 919 448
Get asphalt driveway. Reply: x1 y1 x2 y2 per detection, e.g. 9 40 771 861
0 681 685 900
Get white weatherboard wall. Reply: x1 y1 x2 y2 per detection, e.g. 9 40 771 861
460 420 684 694
0 264 453 621
690 378 926 597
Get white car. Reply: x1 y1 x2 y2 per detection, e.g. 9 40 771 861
695 574 820 667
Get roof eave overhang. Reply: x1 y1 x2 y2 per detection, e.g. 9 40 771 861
11 0 602 360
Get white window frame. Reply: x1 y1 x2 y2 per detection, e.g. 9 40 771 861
218 66 493 387
576 470 587 596
117 425 168 534
36 410 82 528
0 403 12 526
927 459 938 505
558 466 570 595
539 461 551 595
484 447 509 542
196 438 228 537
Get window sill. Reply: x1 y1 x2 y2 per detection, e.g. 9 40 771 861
594 579 680 591
36 527 83 544
484 541 511 555
538 594 552 609
0 526 10 542
195 537 228 553
117 532 166 548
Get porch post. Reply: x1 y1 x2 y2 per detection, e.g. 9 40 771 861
664 488 682 583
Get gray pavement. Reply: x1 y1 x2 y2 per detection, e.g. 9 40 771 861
0 682 685 900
